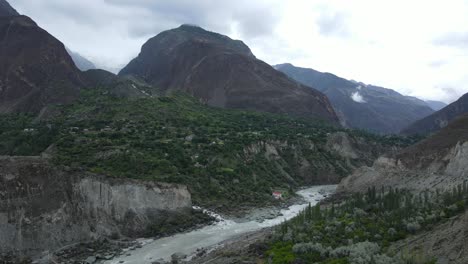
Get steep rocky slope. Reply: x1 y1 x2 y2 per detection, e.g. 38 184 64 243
339 114 468 193
0 156 191 259
402 92 468 135
119 25 338 123
275 63 434 133
390 211 468 264
0 13 83 114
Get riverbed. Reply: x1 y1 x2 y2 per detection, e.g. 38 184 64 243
105 185 336 264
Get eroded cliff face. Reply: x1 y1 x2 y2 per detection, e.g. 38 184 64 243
242 133 399 186
0 156 191 258
338 141 468 194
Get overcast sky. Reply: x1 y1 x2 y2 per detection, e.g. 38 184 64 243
10 0 468 103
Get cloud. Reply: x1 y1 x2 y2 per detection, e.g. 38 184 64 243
434 32 468 49
103 0 281 39
316 11 350 37
351 91 366 103
428 60 449 68
8 0 468 103
10 0 282 71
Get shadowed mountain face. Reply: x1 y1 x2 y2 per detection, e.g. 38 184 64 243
0 15 84 114
0 0 18 16
425 100 447 111
397 114 468 167
402 93 468 135
275 63 434 134
119 25 339 123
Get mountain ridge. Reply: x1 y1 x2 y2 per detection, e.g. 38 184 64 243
401 92 468 135
275 63 435 133
0 14 84 114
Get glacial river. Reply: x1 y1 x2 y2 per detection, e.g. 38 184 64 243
106 185 336 264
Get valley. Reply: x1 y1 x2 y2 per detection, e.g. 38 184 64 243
1 0 468 263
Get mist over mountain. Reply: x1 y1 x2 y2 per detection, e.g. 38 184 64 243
424 100 448 111
66 48 97 71
275 63 434 134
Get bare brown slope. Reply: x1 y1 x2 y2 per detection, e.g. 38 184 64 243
0 15 83 114
120 25 339 123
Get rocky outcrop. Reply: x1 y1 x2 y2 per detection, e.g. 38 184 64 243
119 25 339 123
0 156 191 259
275 63 434 134
0 14 83 114
338 115 468 194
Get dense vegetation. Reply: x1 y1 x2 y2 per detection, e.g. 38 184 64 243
0 88 421 209
267 183 468 263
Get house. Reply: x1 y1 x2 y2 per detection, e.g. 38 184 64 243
272 191 283 199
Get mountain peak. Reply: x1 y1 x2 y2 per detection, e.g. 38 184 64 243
119 27 338 123
0 0 19 16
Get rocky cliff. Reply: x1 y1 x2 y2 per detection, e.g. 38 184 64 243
0 156 191 259
338 115 468 193
119 25 339 123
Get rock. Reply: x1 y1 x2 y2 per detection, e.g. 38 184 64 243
171 252 187 262
85 256 97 264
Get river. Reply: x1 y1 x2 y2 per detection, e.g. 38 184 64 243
105 185 336 264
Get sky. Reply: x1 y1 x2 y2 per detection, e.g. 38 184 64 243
10 0 468 103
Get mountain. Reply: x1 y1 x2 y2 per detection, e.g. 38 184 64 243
425 100 447 111
402 93 468 135
0 13 84 114
275 63 435 134
339 113 468 194
66 48 97 71
0 0 18 16
119 25 338 123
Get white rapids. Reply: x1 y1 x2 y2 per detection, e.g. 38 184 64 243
105 185 336 264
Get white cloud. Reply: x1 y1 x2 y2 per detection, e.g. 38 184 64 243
9 0 468 103
351 92 366 103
